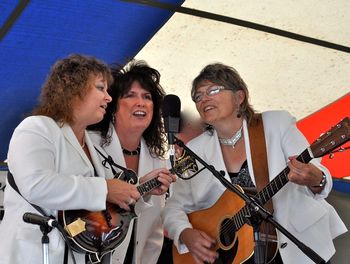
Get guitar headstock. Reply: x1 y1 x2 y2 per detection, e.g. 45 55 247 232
310 117 350 158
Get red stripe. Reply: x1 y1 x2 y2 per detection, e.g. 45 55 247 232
297 92 350 178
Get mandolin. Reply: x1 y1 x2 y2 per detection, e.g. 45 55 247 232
173 117 350 264
58 150 197 263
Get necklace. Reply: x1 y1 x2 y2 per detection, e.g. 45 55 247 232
122 145 141 156
219 126 243 148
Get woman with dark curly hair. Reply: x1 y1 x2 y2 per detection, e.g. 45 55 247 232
0 54 173 264
88 60 176 264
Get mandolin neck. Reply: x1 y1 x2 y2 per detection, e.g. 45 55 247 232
137 178 162 196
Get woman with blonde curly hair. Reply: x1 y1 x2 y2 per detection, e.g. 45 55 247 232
0 54 173 264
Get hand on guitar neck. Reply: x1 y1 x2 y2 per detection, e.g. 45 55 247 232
287 156 326 194
139 168 176 196
106 168 176 211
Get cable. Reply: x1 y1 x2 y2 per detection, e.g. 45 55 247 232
56 224 77 264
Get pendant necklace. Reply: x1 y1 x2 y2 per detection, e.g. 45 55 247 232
218 125 243 148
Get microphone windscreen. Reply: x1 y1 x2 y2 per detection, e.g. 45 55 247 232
162 94 181 118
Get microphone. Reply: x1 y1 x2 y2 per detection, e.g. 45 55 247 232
162 94 181 167
23 212 58 228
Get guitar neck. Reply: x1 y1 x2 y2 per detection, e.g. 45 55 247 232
135 160 188 196
234 147 313 229
257 148 312 204
137 178 161 196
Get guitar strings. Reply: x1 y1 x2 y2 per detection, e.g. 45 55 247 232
219 206 249 238
218 150 311 246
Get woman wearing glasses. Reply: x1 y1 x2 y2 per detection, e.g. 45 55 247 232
162 63 346 264
88 60 176 264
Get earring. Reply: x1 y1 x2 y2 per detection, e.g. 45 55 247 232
112 114 116 124
236 105 242 118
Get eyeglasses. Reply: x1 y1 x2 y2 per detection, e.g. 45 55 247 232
192 85 231 103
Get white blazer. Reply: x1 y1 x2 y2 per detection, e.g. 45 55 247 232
89 125 166 264
0 116 109 264
162 110 347 264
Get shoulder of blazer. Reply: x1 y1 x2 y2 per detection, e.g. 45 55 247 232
261 110 296 137
187 131 213 148
14 115 61 140
18 115 58 128
261 110 294 126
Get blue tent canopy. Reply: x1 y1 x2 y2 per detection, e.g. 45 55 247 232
0 0 184 160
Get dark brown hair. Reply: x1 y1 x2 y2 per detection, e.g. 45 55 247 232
89 60 167 158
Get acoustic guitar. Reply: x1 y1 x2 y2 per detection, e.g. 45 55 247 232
173 117 350 264
58 151 198 263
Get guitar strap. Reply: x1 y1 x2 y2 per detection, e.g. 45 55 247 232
7 171 72 264
248 113 274 214
248 114 280 261
7 171 49 217
94 146 138 184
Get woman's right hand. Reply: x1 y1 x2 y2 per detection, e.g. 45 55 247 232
180 228 218 264
106 179 140 210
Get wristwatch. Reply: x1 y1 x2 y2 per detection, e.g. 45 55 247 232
313 173 327 188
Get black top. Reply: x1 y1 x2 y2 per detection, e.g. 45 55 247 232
228 160 254 188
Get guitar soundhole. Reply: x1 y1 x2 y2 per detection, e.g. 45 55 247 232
214 239 238 264
219 218 236 247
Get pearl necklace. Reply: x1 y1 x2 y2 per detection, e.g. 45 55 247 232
218 126 243 148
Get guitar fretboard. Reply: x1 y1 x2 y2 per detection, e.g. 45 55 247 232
135 151 196 196
137 178 161 196
231 148 312 230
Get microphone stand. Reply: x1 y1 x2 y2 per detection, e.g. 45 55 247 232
173 136 326 264
23 212 77 264
39 224 53 264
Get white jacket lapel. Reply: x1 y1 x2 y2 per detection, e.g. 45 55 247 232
242 119 256 186
206 130 232 183
84 131 107 178
61 125 95 175
88 127 126 179
137 138 154 178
